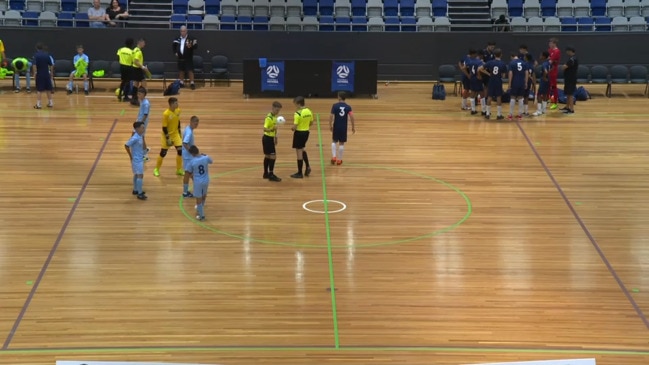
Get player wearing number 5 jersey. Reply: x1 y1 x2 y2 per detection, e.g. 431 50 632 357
329 92 356 165
507 53 530 120
480 48 507 120
187 145 212 221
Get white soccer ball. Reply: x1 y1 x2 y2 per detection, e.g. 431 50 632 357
277 116 286 124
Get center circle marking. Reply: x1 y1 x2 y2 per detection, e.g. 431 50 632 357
179 163 472 248
302 200 347 214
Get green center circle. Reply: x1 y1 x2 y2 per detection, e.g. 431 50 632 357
179 163 472 248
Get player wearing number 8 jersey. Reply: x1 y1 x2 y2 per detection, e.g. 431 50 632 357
182 116 199 197
329 92 355 165
187 145 212 221
480 48 507 120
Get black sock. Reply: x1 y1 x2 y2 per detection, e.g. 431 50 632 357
269 159 276 173
303 151 310 168
263 157 269 174
297 159 303 173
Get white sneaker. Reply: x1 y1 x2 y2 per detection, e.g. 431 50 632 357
196 215 205 221
532 111 543 116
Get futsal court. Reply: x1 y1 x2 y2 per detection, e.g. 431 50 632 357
0 81 648 365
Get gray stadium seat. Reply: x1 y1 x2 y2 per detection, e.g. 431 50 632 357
302 16 319 30
237 0 254 16
54 59 74 78
523 0 541 18
286 15 302 30
577 65 590 83
334 0 351 17
220 0 237 16
270 0 287 17
573 0 590 17
510 17 526 31
490 0 507 18
416 16 433 31
628 65 649 96
38 11 57 27
0 0 7 12
608 65 629 97
527 16 543 31
366 0 383 18
78 0 93 13
254 0 271 16
44 0 61 12
611 16 629 31
203 14 220 29
367 16 385 31
641 0 649 17
26 0 44 11
269 16 286 30
606 0 624 17
210 55 230 86
286 0 302 17
438 64 461 95
433 16 451 31
556 0 573 17
629 16 647 30
415 0 431 18
3 10 22 26
544 16 561 31
623 0 641 17
188 0 205 15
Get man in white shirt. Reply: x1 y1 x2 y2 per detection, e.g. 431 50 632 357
88 0 110 28
172 26 198 90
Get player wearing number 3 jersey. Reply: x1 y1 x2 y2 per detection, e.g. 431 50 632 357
329 92 355 165
187 145 212 221
480 48 507 120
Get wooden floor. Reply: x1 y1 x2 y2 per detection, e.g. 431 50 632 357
1 80 649 365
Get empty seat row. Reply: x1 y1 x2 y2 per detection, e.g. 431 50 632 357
492 0 649 19
509 15 648 31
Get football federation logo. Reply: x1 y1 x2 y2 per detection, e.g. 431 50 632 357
336 65 350 79
266 65 280 79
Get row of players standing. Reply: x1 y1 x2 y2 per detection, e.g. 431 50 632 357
459 37 579 119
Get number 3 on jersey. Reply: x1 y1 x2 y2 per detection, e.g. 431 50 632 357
339 107 346 117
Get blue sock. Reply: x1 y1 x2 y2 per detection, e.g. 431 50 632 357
136 178 143 194
133 175 137 191
197 203 204 217
84 81 89 91
183 184 189 193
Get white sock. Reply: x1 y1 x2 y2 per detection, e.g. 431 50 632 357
470 98 476 111
461 98 467 109
497 105 502 116
518 99 524 115
486 105 491 115
537 102 542 112
524 104 529 114
509 100 515 115
331 142 337 158
338 145 344 160
542 101 547 112
480 97 486 111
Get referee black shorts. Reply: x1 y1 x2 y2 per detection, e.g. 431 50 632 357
262 135 276 155
292 131 309 149
131 67 145 82
119 64 132 81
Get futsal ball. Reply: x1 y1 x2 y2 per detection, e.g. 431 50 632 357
115 88 120 96
277 116 286 124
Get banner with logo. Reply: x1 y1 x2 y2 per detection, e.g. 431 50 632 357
261 61 284 92
331 61 355 92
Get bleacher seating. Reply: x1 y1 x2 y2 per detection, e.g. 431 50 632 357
0 0 648 32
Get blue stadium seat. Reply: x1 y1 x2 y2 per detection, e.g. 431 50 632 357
170 14 186 28
319 0 334 15
173 0 189 14
220 14 236 29
303 0 318 15
187 14 203 29
253 15 269 30
401 15 416 31
384 0 398 16
508 0 523 17
540 0 556 16
335 15 351 30
61 0 77 12
22 10 39 26
205 0 221 14
57 12 75 27
75 12 89 27
432 0 447 16
9 0 25 10
594 16 612 31
577 16 594 31
561 17 577 31
351 15 367 30
400 0 415 16
351 0 366 16
590 0 606 16
237 15 253 30
384 16 399 30
320 15 335 30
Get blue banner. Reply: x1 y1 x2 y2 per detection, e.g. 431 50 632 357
261 61 284 92
331 61 355 92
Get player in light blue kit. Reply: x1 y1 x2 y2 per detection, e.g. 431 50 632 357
67 44 90 95
182 115 199 197
135 87 151 159
188 145 212 221
125 121 148 200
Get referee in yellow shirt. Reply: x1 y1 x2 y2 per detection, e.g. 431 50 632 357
290 96 314 179
116 38 134 102
130 38 146 106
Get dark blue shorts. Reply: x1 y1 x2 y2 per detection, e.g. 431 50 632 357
487 82 503 97
510 85 526 98
332 129 347 143
470 79 483 92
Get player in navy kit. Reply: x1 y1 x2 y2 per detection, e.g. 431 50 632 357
480 41 496 109
329 92 356 165
467 49 485 115
507 53 529 120
458 51 472 110
523 53 536 116
479 48 507 120
533 51 551 116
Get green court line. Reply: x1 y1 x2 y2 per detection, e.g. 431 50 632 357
316 113 341 349
2 346 649 356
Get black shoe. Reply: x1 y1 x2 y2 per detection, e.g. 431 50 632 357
263 172 269 179
291 172 304 179
562 109 574 114
190 83 196 90
137 193 148 200
67 89 73 95
484 114 491 120
470 111 478 115
268 174 281 182
84 90 89 95
496 115 504 120
481 111 487 116
123 97 131 102
133 190 146 195
305 167 311 177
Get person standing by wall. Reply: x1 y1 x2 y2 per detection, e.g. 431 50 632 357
172 26 198 90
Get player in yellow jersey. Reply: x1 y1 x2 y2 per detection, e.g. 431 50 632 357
116 38 134 102
154 97 184 177
129 38 146 106
290 96 313 179
262 101 283 182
